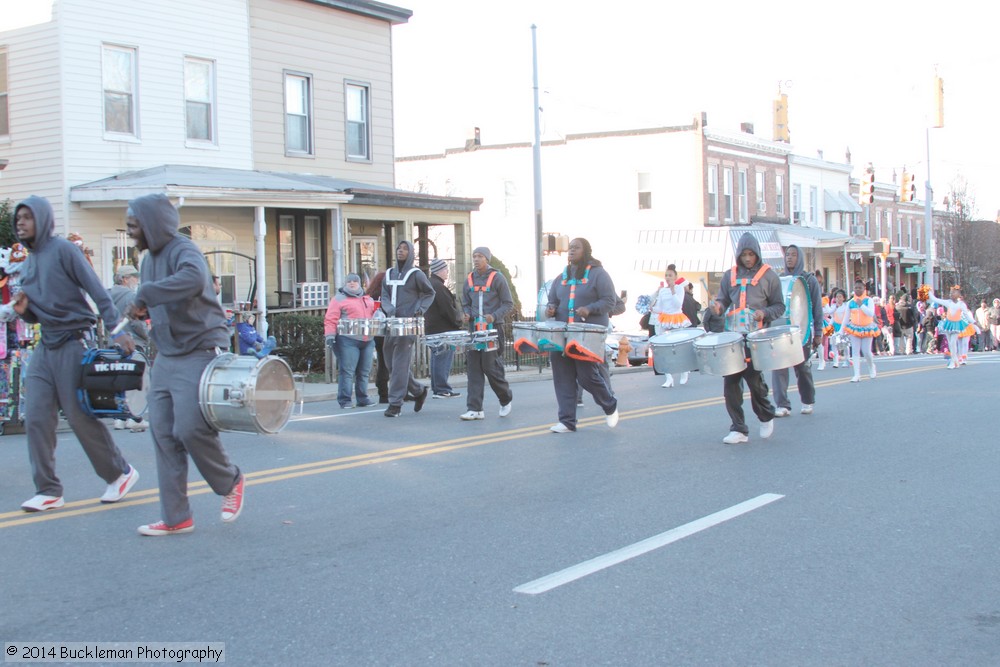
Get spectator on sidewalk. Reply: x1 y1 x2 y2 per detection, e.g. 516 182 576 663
425 258 463 399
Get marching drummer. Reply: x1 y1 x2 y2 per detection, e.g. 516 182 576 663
459 247 513 421
713 233 785 445
324 273 378 409
125 193 245 536
771 244 824 418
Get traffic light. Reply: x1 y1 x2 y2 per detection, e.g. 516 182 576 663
773 94 789 143
874 238 890 256
899 170 916 203
858 170 875 206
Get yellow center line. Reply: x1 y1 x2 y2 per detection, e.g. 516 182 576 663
0 363 938 530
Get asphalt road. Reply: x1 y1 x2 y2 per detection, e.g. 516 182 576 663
2 352 999 666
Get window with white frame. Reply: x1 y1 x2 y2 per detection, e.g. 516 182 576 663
303 215 322 282
284 72 312 155
0 48 8 136
637 172 652 210
707 165 718 221
809 186 817 224
184 57 215 143
738 169 748 223
776 175 784 215
723 168 733 222
102 44 138 136
792 184 802 222
755 171 765 215
345 82 370 161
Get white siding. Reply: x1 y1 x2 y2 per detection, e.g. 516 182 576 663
57 0 254 188
0 19 66 221
249 0 395 186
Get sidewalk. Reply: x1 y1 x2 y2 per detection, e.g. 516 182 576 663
298 363 650 403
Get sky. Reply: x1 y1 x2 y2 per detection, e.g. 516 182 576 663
391 0 1000 220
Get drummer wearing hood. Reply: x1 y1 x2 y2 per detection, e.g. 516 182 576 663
125 193 244 536
771 244 824 419
380 240 435 417
713 232 784 445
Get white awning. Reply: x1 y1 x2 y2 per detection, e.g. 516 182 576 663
632 226 783 274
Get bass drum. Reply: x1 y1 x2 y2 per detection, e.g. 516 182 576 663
199 353 297 434
777 275 811 337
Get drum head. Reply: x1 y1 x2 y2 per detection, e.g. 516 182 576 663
696 332 745 348
651 328 705 346
251 356 296 434
747 325 800 342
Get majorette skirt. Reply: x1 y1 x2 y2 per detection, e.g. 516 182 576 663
958 322 976 338
937 319 967 335
657 312 690 329
843 322 879 338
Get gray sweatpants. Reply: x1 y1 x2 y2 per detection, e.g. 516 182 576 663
383 335 424 407
148 351 240 526
25 340 130 497
550 352 617 431
771 347 816 409
465 342 512 411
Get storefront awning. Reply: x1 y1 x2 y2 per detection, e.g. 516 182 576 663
754 222 851 249
632 226 783 274
823 189 863 213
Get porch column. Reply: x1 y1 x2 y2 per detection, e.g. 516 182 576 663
255 206 268 337
331 207 345 289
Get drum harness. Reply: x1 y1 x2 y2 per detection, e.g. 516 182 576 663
726 263 771 363
467 270 499 351
384 267 422 310
560 264 605 363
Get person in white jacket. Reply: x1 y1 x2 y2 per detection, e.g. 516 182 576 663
648 264 691 388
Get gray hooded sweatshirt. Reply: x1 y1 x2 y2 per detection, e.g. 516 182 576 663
781 243 823 339
16 195 120 348
716 232 785 327
380 240 435 318
129 194 230 356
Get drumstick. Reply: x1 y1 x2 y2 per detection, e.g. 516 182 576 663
111 318 130 336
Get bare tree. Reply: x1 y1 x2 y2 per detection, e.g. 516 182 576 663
943 177 1000 299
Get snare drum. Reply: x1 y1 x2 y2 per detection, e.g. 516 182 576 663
564 322 608 363
470 328 499 352
650 328 705 374
77 348 148 420
338 318 386 338
694 332 747 376
512 321 567 354
423 330 472 350
385 317 424 337
746 325 804 372
199 353 296 434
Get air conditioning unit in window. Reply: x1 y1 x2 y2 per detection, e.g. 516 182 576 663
757 201 767 214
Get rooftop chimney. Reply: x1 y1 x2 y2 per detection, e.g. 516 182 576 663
464 126 481 151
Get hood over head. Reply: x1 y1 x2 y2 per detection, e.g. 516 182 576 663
783 243 804 276
127 193 180 253
395 240 416 273
735 232 762 269
15 195 55 253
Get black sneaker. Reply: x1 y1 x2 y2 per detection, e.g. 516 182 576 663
384 405 401 418
413 387 428 413
433 391 461 399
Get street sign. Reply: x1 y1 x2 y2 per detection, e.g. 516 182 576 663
905 266 924 274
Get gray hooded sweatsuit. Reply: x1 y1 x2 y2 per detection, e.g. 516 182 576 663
380 240 435 408
771 243 824 410
16 195 132 497
129 193 240 526
715 233 784 435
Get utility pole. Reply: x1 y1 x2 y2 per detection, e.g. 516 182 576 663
924 73 944 290
531 25 544 306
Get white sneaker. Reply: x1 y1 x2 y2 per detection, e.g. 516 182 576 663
722 431 749 445
21 494 65 512
774 407 791 418
662 375 674 388
850 375 860 383
126 418 147 432
459 411 485 421
817 360 826 370
549 423 572 433
100 465 139 503
498 402 512 418
832 362 840 368
679 372 689 385
113 419 126 430
606 408 619 428
759 420 774 439
869 365 877 379
800 404 814 415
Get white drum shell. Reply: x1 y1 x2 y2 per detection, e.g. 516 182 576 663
512 321 567 352
338 318 386 337
650 328 705 374
694 332 747 376
423 331 471 350
385 317 425 337
199 353 296 434
565 322 608 359
746 325 804 372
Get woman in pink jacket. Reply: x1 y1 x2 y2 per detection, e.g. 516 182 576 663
324 274 377 408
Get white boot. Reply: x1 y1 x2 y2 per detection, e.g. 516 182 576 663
661 374 674 388
679 372 689 385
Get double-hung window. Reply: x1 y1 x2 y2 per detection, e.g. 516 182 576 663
707 165 718 222
184 58 215 144
285 72 312 155
0 48 8 137
723 168 733 223
345 82 370 161
102 45 138 137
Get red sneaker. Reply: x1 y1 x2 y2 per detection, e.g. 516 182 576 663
221 474 245 523
138 517 194 536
